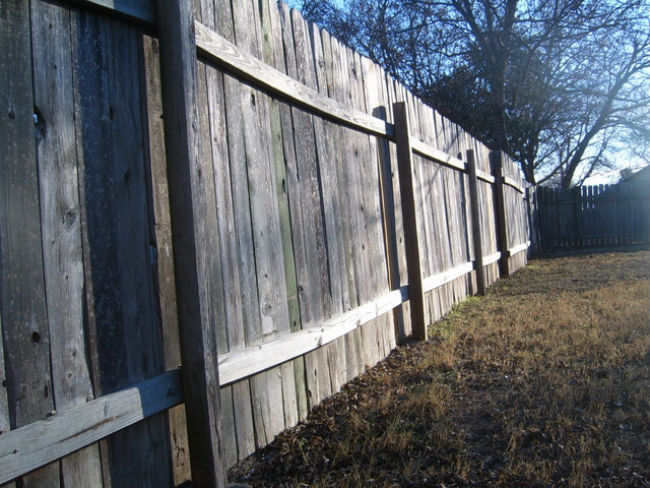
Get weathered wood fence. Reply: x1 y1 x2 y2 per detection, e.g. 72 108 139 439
538 177 650 249
0 0 533 486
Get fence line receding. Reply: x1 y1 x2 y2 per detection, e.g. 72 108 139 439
0 0 535 485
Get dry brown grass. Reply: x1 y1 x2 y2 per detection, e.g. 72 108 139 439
229 247 650 488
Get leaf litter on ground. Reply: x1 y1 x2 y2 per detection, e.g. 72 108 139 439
229 246 650 488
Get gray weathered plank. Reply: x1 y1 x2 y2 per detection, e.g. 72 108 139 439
195 20 395 139
0 370 182 485
217 288 405 385
203 0 259 462
0 1 59 484
93 16 170 486
269 0 310 423
142 33 191 484
31 2 103 486
195 1 248 467
291 8 332 408
317 27 348 394
259 0 302 433
240 0 290 444
328 34 359 383
312 24 349 395
411 138 466 172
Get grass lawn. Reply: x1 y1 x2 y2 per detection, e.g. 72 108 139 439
229 247 650 488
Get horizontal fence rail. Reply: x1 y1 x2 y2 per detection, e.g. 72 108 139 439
0 0 536 485
0 371 182 485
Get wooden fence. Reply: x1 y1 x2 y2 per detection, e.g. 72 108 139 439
0 0 533 486
538 178 650 249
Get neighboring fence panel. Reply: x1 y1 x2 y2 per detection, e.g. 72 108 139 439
538 180 650 249
0 0 534 485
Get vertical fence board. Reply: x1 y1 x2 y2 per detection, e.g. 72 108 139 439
141 33 192 484
315 26 348 395
328 35 360 382
358 53 388 370
195 0 240 469
81 15 170 486
259 0 302 431
245 0 291 447
0 1 59 485
288 7 332 409
32 2 104 486
271 1 310 424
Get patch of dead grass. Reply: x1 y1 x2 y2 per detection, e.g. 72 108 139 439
229 247 650 488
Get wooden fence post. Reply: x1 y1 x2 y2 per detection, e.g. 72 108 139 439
155 2 225 487
374 107 406 344
393 102 427 340
467 149 487 295
491 150 510 277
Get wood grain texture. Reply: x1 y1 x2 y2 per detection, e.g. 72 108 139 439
195 20 395 139
238 0 289 445
363 57 397 356
345 47 373 372
385 78 412 341
155 1 224 485
259 0 302 434
201 0 259 463
269 0 310 423
411 138 466 172
218 288 405 385
73 13 172 486
328 34 360 383
393 102 426 340
311 24 350 396
358 54 391 369
2 0 538 481
0 1 59 484
290 8 332 408
142 33 191 484
32 3 103 485
422 262 474 294
318 27 349 395
0 370 182 485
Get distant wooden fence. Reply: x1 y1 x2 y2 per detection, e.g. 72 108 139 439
0 0 533 486
538 179 650 249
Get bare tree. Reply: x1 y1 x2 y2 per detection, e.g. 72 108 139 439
298 0 650 187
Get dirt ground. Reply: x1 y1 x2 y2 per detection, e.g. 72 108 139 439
229 246 650 488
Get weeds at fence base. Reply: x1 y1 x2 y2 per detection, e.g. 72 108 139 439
229 246 650 488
